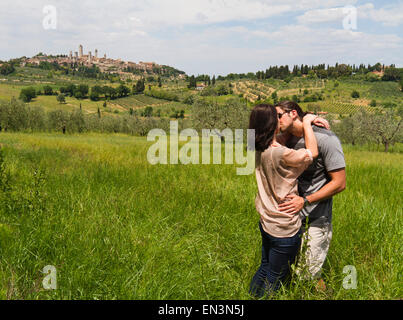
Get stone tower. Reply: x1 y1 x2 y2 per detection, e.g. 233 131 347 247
95 49 98 58
79 44 83 58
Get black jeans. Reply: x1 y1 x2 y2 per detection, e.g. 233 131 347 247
249 221 302 298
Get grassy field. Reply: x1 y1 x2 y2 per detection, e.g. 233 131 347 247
0 132 401 300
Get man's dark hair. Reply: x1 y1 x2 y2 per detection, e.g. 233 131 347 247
249 104 278 152
275 101 306 120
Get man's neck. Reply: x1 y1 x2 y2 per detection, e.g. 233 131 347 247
290 119 304 138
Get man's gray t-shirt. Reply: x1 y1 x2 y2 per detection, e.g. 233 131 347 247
286 125 346 224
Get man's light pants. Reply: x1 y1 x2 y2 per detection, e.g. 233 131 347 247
296 217 333 279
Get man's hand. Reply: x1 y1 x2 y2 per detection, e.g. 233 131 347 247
278 194 304 214
279 169 346 214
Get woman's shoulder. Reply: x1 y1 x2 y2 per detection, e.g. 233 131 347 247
260 144 286 160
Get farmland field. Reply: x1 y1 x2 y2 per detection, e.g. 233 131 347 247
0 132 401 300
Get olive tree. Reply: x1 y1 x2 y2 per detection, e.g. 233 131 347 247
366 108 402 152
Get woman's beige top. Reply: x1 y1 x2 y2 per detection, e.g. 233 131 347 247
255 142 313 238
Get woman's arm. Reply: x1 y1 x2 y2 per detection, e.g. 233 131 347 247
302 114 318 159
313 117 330 130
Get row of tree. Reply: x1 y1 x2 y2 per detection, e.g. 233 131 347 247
0 98 187 135
213 63 403 82
144 87 180 101
2 96 402 152
331 109 402 152
189 95 403 153
187 75 217 88
191 97 249 133
199 84 232 97
18 78 148 103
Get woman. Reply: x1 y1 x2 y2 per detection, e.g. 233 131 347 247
248 104 318 298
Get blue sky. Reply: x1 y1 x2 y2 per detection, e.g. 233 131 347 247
0 0 402 76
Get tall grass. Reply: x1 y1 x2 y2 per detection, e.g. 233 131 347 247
0 132 401 299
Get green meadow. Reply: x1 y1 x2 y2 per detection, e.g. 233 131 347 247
0 132 401 300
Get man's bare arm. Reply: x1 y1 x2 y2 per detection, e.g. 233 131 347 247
306 168 346 203
278 168 346 214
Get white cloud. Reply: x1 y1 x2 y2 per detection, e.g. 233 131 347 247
0 0 401 74
297 7 348 24
141 23 402 74
296 3 375 25
363 2 403 27
297 2 403 27
127 0 294 27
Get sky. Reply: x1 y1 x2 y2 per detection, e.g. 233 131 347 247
0 0 402 76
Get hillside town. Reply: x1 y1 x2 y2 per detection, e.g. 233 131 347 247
20 45 185 80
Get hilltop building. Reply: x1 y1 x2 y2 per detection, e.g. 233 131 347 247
19 44 185 80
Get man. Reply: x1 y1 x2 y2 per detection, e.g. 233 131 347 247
275 101 346 290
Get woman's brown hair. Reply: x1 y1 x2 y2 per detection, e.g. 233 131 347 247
248 104 278 152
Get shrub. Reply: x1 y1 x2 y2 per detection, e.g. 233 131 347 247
0 63 15 75
74 91 84 100
216 84 229 96
200 86 217 97
351 90 360 98
48 109 69 132
142 106 153 117
182 94 195 105
43 85 53 96
19 87 37 102
89 91 100 101
57 94 66 104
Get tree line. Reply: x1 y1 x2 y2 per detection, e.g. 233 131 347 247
18 79 148 103
1 96 402 152
211 63 403 82
331 108 403 152
0 98 189 136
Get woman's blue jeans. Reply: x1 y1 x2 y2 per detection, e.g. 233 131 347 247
249 221 302 298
